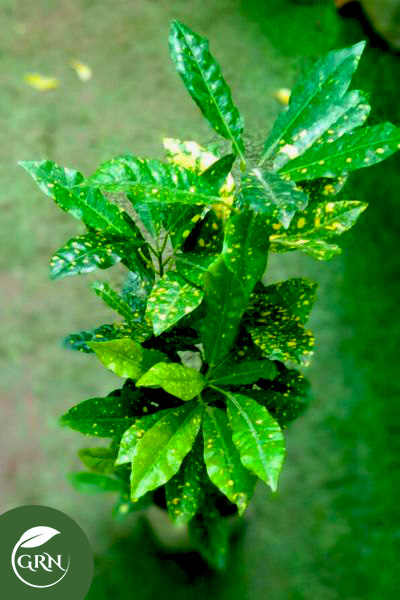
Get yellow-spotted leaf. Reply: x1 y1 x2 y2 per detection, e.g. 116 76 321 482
226 392 285 491
88 154 220 206
280 123 400 181
50 233 132 279
246 305 314 365
261 278 318 324
169 21 245 163
202 406 256 515
165 442 205 525
270 200 368 260
209 358 277 387
19 160 84 196
61 390 141 439
63 322 152 353
116 412 163 465
136 362 205 401
223 210 270 296
201 257 248 367
260 42 366 167
240 169 308 228
146 271 204 336
130 401 204 499
91 281 136 323
89 339 166 381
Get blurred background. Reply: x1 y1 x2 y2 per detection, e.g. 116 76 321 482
1 1 400 598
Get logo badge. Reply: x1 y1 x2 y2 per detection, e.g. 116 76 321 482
0 505 93 599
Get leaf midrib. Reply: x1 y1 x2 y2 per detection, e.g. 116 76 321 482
131 403 201 495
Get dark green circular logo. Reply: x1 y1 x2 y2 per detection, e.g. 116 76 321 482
0 505 93 599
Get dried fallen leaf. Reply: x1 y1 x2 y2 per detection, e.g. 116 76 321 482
24 73 60 92
70 58 92 82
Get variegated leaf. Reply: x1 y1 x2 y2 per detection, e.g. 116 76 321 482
130 401 204 499
136 362 205 401
226 392 285 491
169 21 245 162
146 271 204 336
202 406 256 515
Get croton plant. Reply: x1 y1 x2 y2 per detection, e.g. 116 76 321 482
21 21 400 568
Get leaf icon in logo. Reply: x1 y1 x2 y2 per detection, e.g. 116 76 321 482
17 526 60 549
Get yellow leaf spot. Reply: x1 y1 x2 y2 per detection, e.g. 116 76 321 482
300 168 307 174
272 223 282 230
323 184 335 195
375 147 385 154
346 157 352 163
280 144 299 159
297 218 306 228
198 239 205 247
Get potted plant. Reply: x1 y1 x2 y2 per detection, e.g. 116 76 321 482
21 21 400 568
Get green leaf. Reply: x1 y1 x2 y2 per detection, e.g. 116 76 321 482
260 41 366 166
270 236 342 261
116 412 163 465
299 176 347 204
61 391 138 438
136 362 205 401
50 233 135 280
79 447 117 474
165 441 205 525
175 253 218 286
225 392 285 491
169 20 245 162
317 89 370 145
88 155 220 205
130 401 204 499
91 281 137 323
261 278 318 324
164 206 205 249
53 182 139 238
19 159 84 196
201 257 248 368
246 305 314 365
68 472 124 494
279 123 400 181
146 271 204 336
240 169 308 228
182 210 224 255
249 366 311 428
120 268 155 323
209 358 277 387
188 501 231 570
63 322 152 353
270 200 368 260
89 339 166 380
223 210 270 296
202 406 256 515
201 154 236 190
113 492 153 519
